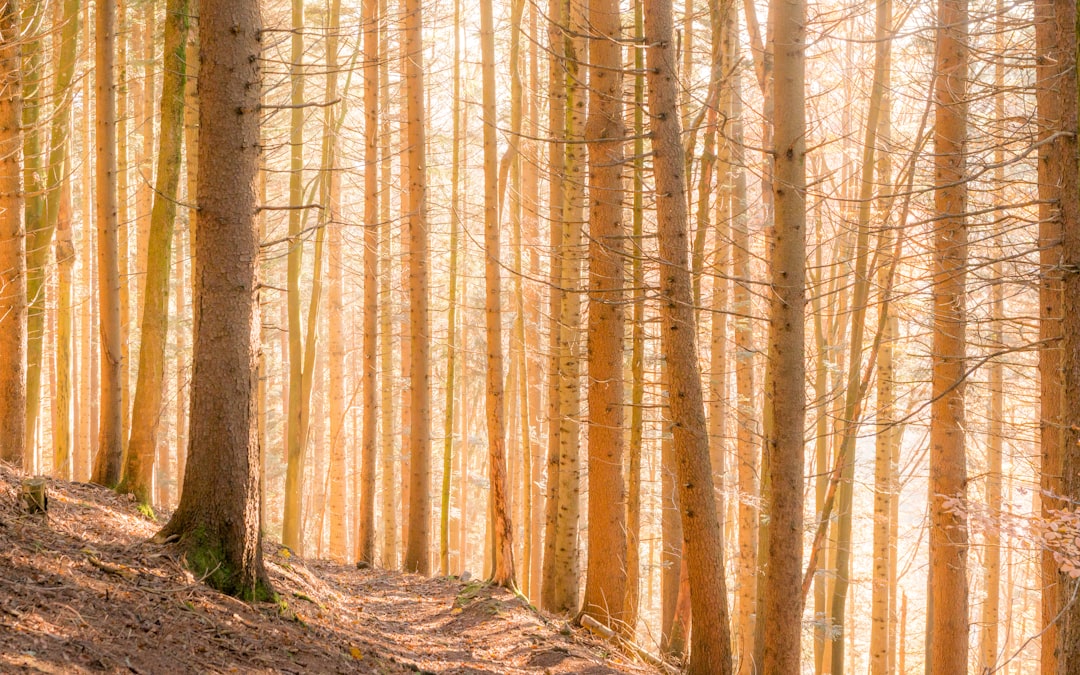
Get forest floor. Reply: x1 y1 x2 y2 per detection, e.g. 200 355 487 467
0 464 658 674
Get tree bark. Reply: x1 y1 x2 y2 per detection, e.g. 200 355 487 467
0 0 25 468
91 0 123 487
762 0 806 670
644 0 733 669
926 0 969 669
157 0 270 599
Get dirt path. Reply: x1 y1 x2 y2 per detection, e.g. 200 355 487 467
0 466 656 675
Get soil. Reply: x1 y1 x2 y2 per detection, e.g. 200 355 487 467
0 464 658 674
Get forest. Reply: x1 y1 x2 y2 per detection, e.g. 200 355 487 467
0 0 1077 671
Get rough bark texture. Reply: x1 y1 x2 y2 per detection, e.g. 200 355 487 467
926 0 969 669
644 0 733 669
157 0 270 599
401 0 431 575
763 0 807 670
580 0 626 629
0 0 25 468
1046 0 1080 670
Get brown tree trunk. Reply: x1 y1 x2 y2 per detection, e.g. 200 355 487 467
356 0 380 567
926 0 969 669
157 0 270 599
644 0 733 669
762 0 806 670
478 0 515 587
580 0 626 628
122 0 188 505
0 0 25 468
91 0 124 487
1045 0 1080 669
401 0 431 575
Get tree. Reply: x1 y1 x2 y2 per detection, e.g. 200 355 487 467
356 0 379 567
644 0 733 669
156 0 270 599
580 0 626 630
401 0 432 575
478 0 515 587
926 0 969 669
122 0 189 505
0 0 26 468
762 0 807 669
91 0 123 487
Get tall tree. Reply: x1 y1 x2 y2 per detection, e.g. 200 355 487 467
91 0 123 486
122 0 189 505
401 0 432 575
1041 0 1080 669
0 0 25 468
156 0 270 599
356 0 380 567
762 0 807 670
580 0 626 630
478 0 515 587
926 0 969 668
644 0 733 669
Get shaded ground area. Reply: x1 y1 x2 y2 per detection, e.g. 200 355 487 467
0 465 656 674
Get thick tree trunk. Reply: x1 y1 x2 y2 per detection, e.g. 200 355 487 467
1045 0 1080 669
926 0 969 669
0 0 25 468
762 0 806 670
122 0 188 505
644 0 733 669
157 0 270 599
580 0 626 629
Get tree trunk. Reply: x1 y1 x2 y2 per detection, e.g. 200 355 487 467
91 0 123 487
580 0 626 629
157 0 270 599
0 0 25 468
644 0 733 669
1045 0 1080 669
356 0 380 567
926 0 969 668
53 164 74 478
400 0 431 576
122 0 188 505
762 0 806 670
21 0 43 470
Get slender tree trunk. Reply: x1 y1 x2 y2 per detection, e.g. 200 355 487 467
644 0 733 668
157 0 270 599
21 0 43 469
762 0 806 670
378 32 397 565
324 0 347 563
539 0 566 611
623 0 646 635
54 161 74 478
926 0 969 668
0 0 25 468
91 0 123 486
478 0 515 587
357 0 380 567
122 0 188 505
78 37 95 482
401 0 431 576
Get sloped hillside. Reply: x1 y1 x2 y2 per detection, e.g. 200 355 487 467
0 465 657 674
